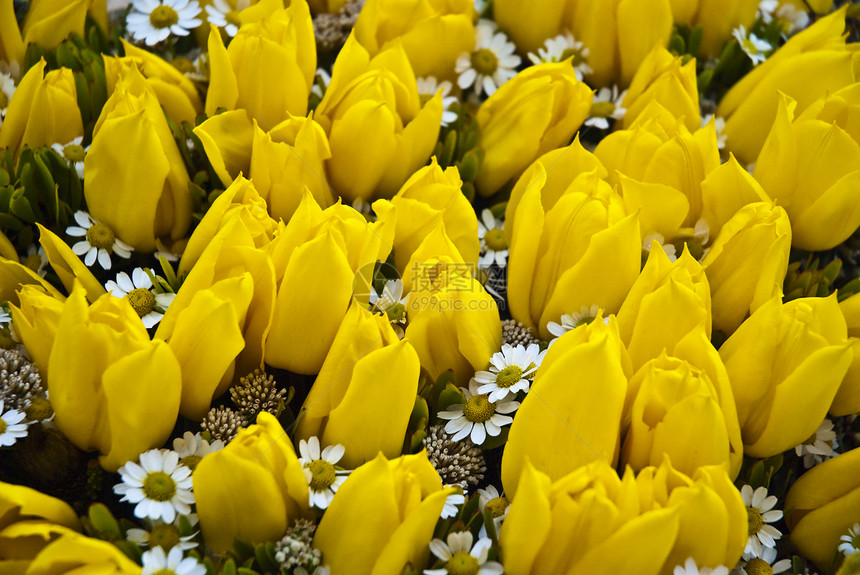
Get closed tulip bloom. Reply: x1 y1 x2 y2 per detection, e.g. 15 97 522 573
492 0 567 54
314 37 442 202
206 3 316 130
194 412 310 553
8 285 64 377
699 154 770 239
0 481 81 532
834 292 860 416
21 0 89 51
621 46 700 132
701 202 791 335
754 94 860 251
785 447 860 571
669 0 760 57
193 109 255 187
720 295 852 458
313 452 452 575
7 525 141 575
353 0 474 80
295 302 420 468
47 286 182 471
0 0 24 69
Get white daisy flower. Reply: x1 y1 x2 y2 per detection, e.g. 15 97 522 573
437 379 519 446
370 279 409 320
0 72 15 121
477 209 508 269
477 485 509 539
733 25 772 65
66 210 133 270
740 485 783 559
311 67 332 101
702 114 727 150
455 19 520 97
105 268 176 328
757 0 779 21
114 449 195 524
441 487 466 519
20 244 49 278
424 531 503 575
0 304 10 327
775 4 810 35
584 85 627 130
126 514 199 551
0 399 29 447
473 343 545 402
675 558 730 575
51 137 86 179
527 31 592 80
172 431 224 471
417 76 459 127
733 546 791 575
643 232 677 262
840 523 860 556
127 0 203 47
298 436 348 510
205 0 245 37
794 418 838 469
546 305 605 338
473 0 487 17
141 545 206 575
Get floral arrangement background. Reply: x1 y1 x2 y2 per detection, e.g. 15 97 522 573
1 0 860 574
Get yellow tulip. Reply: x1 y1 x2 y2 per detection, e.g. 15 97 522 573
84 65 192 252
670 0 759 57
389 157 479 271
249 114 334 223
501 316 630 496
700 153 770 239
0 481 80 532
785 446 860 572
492 0 567 55
206 3 316 131
307 0 348 13
718 7 858 163
296 302 419 468
353 0 474 81
0 60 82 154
701 202 791 335
474 62 592 197
719 294 852 458
193 109 255 187
21 0 89 51
47 286 182 471
315 37 442 202
0 254 62 307
754 94 860 251
499 457 745 574
194 412 309 553
8 285 64 377
835 292 860 416
622 46 700 132
0 0 24 70
265 192 395 374
506 155 640 339
35 224 105 302
313 452 452 575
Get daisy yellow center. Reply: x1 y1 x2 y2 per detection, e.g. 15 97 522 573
127 288 156 318
225 10 241 27
744 558 772 575
463 394 495 423
446 551 479 575
740 38 760 55
0 419 7 434
495 366 523 389
25 397 53 421
180 454 202 471
484 228 507 251
85 223 115 251
149 523 181 550
471 49 498 75
747 506 764 536
152 569 176 575
560 47 585 66
308 459 336 491
142 471 177 502
485 496 509 518
671 236 706 261
149 5 179 29
386 301 407 323
589 101 616 118
63 144 85 163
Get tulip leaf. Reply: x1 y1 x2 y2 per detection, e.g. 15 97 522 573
747 460 765 489
237 568 261 575
480 427 509 451
791 556 804 574
409 428 427 452
88 503 122 541
73 72 93 131
220 559 237 575
114 539 142 562
401 565 421 575
231 538 255 563
253 542 279 574
457 151 480 183
482 508 498 541
437 382 466 413
31 151 59 221
0 213 24 232
10 189 37 224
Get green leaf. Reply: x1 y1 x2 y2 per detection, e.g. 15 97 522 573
32 151 59 221
220 559 238 575
437 382 466 413
457 151 480 183
482 508 498 541
748 460 765 489
10 189 37 224
253 542 279 574
237 568 261 575
88 503 122 540
688 26 704 57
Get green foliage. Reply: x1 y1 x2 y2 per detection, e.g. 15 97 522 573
783 255 842 301
431 107 484 202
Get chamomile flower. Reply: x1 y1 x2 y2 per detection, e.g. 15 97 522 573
126 514 199 551
473 343 544 402
114 449 195 524
141 545 206 575
794 418 838 469
757 0 779 21
839 523 860 555
370 279 409 319
455 20 520 97
311 68 332 101
441 487 466 519
702 114 727 150
0 399 29 447
584 85 626 129
0 72 15 121
424 531 503 575
417 76 459 127
20 244 48 277
733 25 772 65
527 31 592 80
0 305 10 328
51 137 86 179
172 431 224 471
477 209 508 269
298 436 348 510
674 558 729 575
127 0 203 47
66 211 133 270
643 232 677 262
477 485 509 538
740 485 783 559
105 268 176 328
546 305 605 337
437 379 519 446
205 0 243 37
775 4 810 35
733 547 791 575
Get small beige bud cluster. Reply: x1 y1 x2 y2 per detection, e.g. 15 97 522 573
423 424 487 489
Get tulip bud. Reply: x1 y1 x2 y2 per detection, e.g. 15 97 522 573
700 153 770 239
834 292 860 416
21 0 89 52
720 295 852 458
5 525 141 574
8 284 63 377
193 109 255 188
622 46 699 132
0 0 24 70
0 480 81 532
